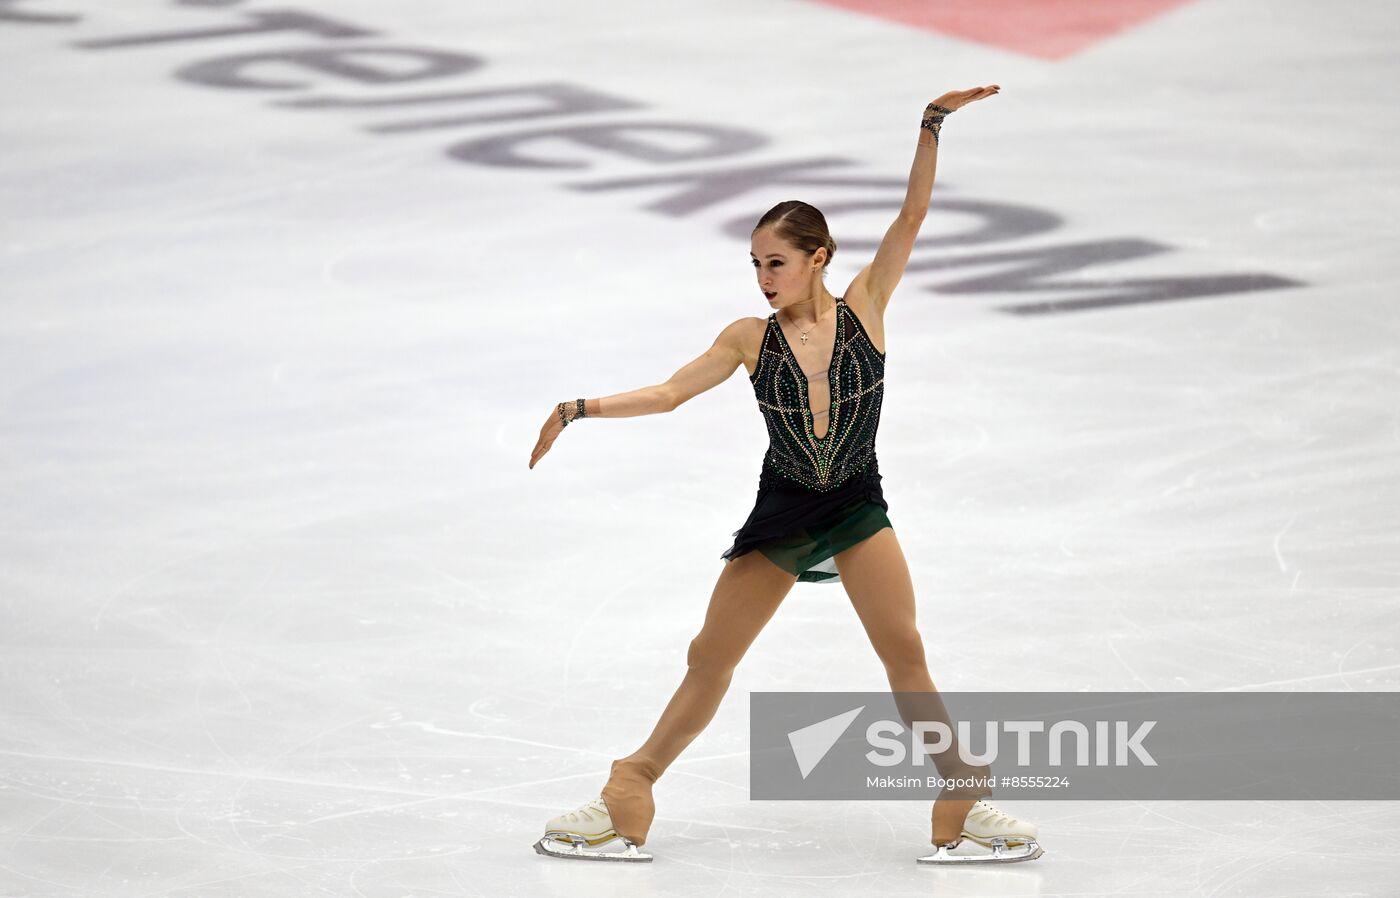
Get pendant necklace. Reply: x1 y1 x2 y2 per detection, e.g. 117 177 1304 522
785 298 835 345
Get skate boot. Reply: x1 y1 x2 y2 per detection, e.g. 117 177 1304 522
917 800 1044 865
532 796 653 862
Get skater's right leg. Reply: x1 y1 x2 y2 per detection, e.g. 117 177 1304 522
602 548 798 845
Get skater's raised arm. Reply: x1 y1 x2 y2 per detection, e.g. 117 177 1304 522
864 85 1000 312
528 318 748 470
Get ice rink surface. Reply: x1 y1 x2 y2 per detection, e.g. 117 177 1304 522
3 0 1399 895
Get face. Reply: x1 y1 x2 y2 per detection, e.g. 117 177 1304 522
750 227 824 308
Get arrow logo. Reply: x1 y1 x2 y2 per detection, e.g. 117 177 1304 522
787 705 865 779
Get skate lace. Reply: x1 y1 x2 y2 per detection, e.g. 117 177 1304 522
562 796 609 823
970 800 1012 827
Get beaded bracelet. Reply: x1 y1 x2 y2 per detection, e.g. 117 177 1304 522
557 398 587 428
921 103 954 146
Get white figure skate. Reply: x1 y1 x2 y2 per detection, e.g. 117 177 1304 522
532 796 654 862
916 800 1044 865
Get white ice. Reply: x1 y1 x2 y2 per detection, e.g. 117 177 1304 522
2 0 1399 896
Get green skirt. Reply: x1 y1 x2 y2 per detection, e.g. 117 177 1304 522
721 466 893 585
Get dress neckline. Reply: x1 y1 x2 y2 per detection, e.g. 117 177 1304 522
770 298 843 443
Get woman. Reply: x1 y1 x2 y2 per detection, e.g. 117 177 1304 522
529 85 1042 865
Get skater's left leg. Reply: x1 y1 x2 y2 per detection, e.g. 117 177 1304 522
833 527 988 845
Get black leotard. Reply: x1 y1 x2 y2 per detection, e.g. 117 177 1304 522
720 297 892 584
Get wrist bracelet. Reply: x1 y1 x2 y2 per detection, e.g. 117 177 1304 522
921 103 954 146
557 398 588 428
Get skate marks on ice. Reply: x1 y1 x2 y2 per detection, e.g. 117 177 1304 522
4 0 1400 895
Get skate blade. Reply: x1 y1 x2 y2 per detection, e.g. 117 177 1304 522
916 838 1043 865
533 835 654 862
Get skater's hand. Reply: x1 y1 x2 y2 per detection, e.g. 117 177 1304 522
929 84 1000 112
529 406 565 469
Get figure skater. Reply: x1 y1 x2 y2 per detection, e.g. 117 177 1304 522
529 85 1042 865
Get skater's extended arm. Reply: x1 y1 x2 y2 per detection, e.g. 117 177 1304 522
528 318 747 469
862 85 1000 313
658 317 749 411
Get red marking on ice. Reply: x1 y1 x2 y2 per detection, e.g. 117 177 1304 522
807 0 1198 60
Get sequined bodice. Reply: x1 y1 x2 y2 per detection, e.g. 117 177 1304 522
749 298 886 492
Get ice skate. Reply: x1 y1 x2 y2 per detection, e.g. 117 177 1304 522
532 796 654 862
916 800 1043 865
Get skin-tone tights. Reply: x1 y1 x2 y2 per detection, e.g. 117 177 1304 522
599 527 987 847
